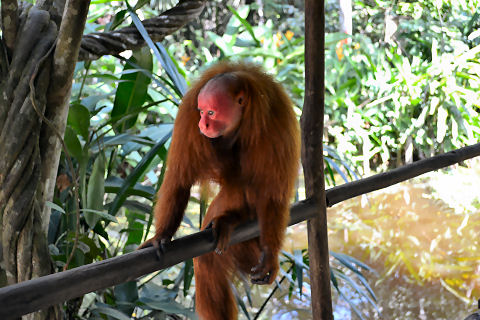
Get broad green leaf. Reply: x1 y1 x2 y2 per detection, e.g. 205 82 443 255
111 47 153 132
105 176 155 199
124 211 145 246
80 94 112 112
64 126 85 161
114 281 138 316
92 306 131 320
67 104 90 140
86 155 106 228
108 131 171 217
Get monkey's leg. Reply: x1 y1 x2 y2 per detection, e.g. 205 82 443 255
193 252 237 320
203 186 246 253
230 238 262 275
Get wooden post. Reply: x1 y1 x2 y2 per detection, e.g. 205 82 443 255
302 0 334 319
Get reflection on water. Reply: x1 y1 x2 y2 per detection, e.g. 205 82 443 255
258 165 480 319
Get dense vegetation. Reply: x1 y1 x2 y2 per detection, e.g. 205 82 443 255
49 0 479 318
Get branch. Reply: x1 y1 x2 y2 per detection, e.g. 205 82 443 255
78 0 206 61
326 142 480 207
0 200 317 318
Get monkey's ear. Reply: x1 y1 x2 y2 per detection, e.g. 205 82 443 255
237 92 246 107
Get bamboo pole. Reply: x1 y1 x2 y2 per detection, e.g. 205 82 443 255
302 0 334 319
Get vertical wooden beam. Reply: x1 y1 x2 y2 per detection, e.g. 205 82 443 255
301 0 333 319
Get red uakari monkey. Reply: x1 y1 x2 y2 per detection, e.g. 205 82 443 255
140 61 300 319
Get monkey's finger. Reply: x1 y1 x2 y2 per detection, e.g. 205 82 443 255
204 220 221 248
250 263 267 277
137 239 153 250
216 231 231 253
251 271 271 285
151 238 170 260
205 220 215 230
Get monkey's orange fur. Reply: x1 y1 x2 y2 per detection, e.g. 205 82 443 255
143 61 300 319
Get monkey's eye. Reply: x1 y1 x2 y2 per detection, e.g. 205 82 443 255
207 110 215 116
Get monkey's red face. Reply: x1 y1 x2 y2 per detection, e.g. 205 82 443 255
197 90 244 139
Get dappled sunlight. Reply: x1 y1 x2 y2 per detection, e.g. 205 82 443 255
326 165 480 318
282 162 480 319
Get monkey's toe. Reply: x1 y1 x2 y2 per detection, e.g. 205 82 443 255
251 271 271 285
138 238 169 260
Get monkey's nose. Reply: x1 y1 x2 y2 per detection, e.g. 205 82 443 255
199 120 209 132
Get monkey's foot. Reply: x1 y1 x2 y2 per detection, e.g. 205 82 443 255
137 237 170 259
207 216 233 255
250 249 277 284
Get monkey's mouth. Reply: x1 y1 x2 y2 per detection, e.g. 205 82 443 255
200 130 221 139
208 136 225 144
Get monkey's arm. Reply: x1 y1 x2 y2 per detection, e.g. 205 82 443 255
138 172 191 250
251 198 289 284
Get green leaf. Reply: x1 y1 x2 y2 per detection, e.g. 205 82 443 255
64 126 85 161
124 211 145 246
325 32 350 46
331 272 369 320
80 94 112 112
227 5 260 47
92 306 131 320
105 9 127 31
127 4 187 95
140 298 197 318
108 131 171 217
45 201 65 214
294 249 304 297
111 47 153 132
183 259 194 296
86 155 106 228
105 176 155 199
89 133 154 154
114 281 138 316
334 269 379 313
81 209 117 223
67 104 90 140
436 105 448 143
235 287 251 320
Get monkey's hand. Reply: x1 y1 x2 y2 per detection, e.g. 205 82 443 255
251 247 278 285
207 216 234 255
137 236 171 259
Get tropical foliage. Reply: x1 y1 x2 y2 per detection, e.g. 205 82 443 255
45 0 479 318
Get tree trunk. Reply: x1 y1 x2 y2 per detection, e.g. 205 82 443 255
0 1 205 318
0 0 89 318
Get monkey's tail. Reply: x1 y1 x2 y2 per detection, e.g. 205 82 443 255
194 252 237 320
